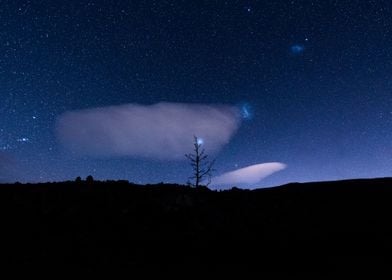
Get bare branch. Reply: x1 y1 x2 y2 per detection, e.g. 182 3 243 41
185 136 215 188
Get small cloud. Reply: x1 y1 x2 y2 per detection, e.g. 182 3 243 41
56 102 241 160
210 162 286 189
290 44 305 54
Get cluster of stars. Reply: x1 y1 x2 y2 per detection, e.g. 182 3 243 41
0 1 390 186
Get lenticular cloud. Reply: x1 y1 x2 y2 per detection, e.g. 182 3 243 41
210 162 287 188
56 102 241 159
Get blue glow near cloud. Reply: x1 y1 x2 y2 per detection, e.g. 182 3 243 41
240 103 253 120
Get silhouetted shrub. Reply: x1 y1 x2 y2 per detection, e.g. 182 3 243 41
75 176 82 183
86 175 94 183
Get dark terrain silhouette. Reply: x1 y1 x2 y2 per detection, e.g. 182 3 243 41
0 177 391 270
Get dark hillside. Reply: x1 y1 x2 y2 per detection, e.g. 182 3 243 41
0 178 391 269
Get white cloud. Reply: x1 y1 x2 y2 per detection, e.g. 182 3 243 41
210 162 286 189
56 102 241 160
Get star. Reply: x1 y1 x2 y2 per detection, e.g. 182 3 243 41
17 137 30 142
1 144 11 150
244 6 252 12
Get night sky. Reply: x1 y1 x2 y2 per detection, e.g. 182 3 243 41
0 0 391 187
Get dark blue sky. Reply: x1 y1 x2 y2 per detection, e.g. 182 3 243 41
0 0 391 187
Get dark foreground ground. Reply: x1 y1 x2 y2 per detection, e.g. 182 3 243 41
0 177 392 271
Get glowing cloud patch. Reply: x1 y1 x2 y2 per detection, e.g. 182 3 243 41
56 102 241 160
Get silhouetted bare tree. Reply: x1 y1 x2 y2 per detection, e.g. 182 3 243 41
185 136 215 188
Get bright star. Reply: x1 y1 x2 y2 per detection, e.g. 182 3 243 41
197 138 204 145
17 137 29 142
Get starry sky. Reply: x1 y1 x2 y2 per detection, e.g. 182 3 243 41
0 0 391 187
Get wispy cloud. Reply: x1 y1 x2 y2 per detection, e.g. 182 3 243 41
56 102 241 160
210 162 286 189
